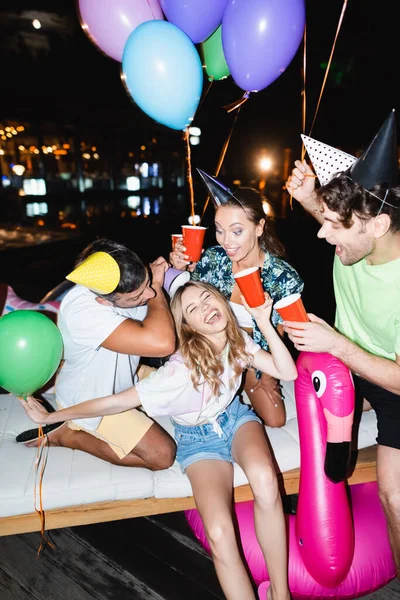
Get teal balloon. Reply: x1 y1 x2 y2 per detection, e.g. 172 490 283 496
0 311 63 396
201 26 230 81
122 20 203 131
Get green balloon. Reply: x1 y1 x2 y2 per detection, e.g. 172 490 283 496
201 26 230 82
0 310 63 396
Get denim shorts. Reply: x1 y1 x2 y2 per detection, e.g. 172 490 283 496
173 396 262 472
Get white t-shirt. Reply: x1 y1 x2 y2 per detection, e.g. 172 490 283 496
56 285 147 430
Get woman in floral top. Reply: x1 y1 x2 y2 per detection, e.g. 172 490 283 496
171 171 304 426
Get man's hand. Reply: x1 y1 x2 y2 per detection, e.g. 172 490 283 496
283 313 343 354
150 256 169 287
285 160 317 203
20 396 51 424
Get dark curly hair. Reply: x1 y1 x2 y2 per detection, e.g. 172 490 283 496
217 187 286 258
316 174 400 232
75 238 147 301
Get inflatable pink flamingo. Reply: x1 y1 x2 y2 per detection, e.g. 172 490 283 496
186 352 395 599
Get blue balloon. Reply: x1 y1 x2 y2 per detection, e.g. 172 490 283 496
122 21 203 131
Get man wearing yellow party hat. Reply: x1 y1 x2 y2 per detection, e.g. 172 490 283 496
17 238 177 470
285 109 400 575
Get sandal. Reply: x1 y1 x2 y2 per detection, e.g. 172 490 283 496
15 422 65 444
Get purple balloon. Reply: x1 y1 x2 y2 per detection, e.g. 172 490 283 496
222 0 305 92
160 0 229 44
78 0 164 62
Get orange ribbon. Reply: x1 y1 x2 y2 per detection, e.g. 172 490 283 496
30 416 56 557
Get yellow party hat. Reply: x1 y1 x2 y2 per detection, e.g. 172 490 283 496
66 252 120 294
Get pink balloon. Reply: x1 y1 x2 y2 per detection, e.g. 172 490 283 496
78 0 164 62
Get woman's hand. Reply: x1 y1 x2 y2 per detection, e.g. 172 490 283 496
169 239 197 272
19 396 51 424
241 292 273 324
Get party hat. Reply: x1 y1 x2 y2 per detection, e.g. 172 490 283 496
301 134 356 186
345 109 398 189
66 252 120 295
197 169 238 207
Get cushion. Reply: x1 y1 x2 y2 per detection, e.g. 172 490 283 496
0 385 378 518
0 285 61 394
0 284 60 321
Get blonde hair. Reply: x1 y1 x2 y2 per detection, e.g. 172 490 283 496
170 282 252 396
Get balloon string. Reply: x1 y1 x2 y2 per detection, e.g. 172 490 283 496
301 25 307 162
198 77 214 110
290 27 308 210
289 0 348 210
183 129 196 223
308 0 349 138
200 103 244 222
223 91 250 114
34 424 56 557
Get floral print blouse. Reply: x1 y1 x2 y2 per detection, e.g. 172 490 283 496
191 245 304 356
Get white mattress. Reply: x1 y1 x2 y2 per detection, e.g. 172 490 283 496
0 384 378 518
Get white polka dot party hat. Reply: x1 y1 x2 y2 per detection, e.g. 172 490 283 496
301 134 356 186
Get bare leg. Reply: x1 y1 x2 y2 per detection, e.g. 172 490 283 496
186 460 257 599
244 370 286 428
377 445 400 576
27 422 176 470
232 422 290 600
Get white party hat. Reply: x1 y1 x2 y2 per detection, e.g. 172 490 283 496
301 134 356 186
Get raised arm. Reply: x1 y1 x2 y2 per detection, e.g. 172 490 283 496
285 159 324 225
243 293 297 381
102 257 176 357
21 386 141 425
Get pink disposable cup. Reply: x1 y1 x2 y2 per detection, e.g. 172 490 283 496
181 226 206 262
274 293 309 322
171 234 183 250
233 266 265 308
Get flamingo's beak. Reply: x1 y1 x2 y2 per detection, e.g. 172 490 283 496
324 442 351 483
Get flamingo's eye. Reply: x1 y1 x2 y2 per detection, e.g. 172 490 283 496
311 370 327 398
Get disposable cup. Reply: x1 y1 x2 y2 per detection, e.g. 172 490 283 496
163 267 190 298
181 226 206 262
273 293 309 322
233 266 265 308
171 234 183 250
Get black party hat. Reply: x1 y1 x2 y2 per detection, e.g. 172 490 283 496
345 109 398 189
197 169 240 207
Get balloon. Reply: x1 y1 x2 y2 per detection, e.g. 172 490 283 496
78 0 164 62
201 26 230 81
160 0 229 44
122 21 203 131
0 311 63 397
222 0 306 92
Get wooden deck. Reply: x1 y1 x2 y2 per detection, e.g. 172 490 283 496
0 510 399 600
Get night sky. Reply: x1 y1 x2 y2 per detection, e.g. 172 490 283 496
0 0 398 183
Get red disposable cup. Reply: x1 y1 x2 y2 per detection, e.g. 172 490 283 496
181 226 206 262
233 266 265 308
171 234 183 250
273 293 309 322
